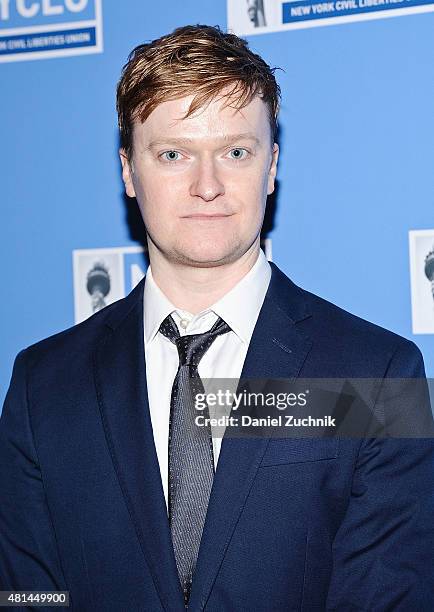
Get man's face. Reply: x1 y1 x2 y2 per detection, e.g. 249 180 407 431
120 90 279 268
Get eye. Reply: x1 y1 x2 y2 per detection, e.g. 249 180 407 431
228 148 249 161
160 150 182 162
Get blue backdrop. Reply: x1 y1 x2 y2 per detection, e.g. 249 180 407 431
1 0 433 408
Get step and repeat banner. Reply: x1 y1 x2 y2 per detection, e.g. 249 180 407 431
1 0 433 405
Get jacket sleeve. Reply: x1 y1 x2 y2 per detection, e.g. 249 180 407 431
326 340 434 611
0 350 69 606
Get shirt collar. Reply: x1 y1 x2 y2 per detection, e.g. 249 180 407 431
143 248 271 345
143 268 177 344
208 249 271 343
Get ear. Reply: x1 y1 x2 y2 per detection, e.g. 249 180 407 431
267 143 279 196
119 149 136 198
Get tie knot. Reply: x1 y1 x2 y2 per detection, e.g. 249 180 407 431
159 314 231 368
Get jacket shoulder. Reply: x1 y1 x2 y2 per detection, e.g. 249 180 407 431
21 279 144 368
268 261 424 377
299 284 424 375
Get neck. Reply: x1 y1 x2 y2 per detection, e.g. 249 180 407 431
148 242 260 314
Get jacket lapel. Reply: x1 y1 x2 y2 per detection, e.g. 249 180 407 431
93 282 185 612
188 262 313 611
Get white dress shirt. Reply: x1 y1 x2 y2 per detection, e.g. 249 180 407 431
143 249 271 511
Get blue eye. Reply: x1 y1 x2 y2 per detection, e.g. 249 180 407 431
161 151 181 162
229 148 248 160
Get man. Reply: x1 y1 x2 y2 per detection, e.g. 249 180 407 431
1 24 433 611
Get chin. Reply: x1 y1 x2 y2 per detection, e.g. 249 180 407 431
172 242 244 268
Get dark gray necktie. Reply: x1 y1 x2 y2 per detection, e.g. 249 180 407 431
159 314 231 607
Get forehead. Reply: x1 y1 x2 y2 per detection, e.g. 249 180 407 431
132 91 270 146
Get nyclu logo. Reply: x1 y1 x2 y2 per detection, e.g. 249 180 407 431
0 0 103 62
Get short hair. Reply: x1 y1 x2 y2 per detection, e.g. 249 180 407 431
116 24 281 160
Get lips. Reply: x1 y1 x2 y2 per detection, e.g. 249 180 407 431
182 213 233 219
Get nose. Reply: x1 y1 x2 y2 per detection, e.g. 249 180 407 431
189 158 225 202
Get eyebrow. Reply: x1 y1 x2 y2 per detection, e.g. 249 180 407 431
146 133 261 149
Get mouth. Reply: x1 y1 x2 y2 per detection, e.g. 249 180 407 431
182 213 234 220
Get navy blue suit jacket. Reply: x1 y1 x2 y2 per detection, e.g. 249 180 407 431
1 262 434 611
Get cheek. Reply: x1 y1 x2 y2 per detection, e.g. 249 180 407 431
228 177 267 215
134 177 180 225
231 162 269 195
